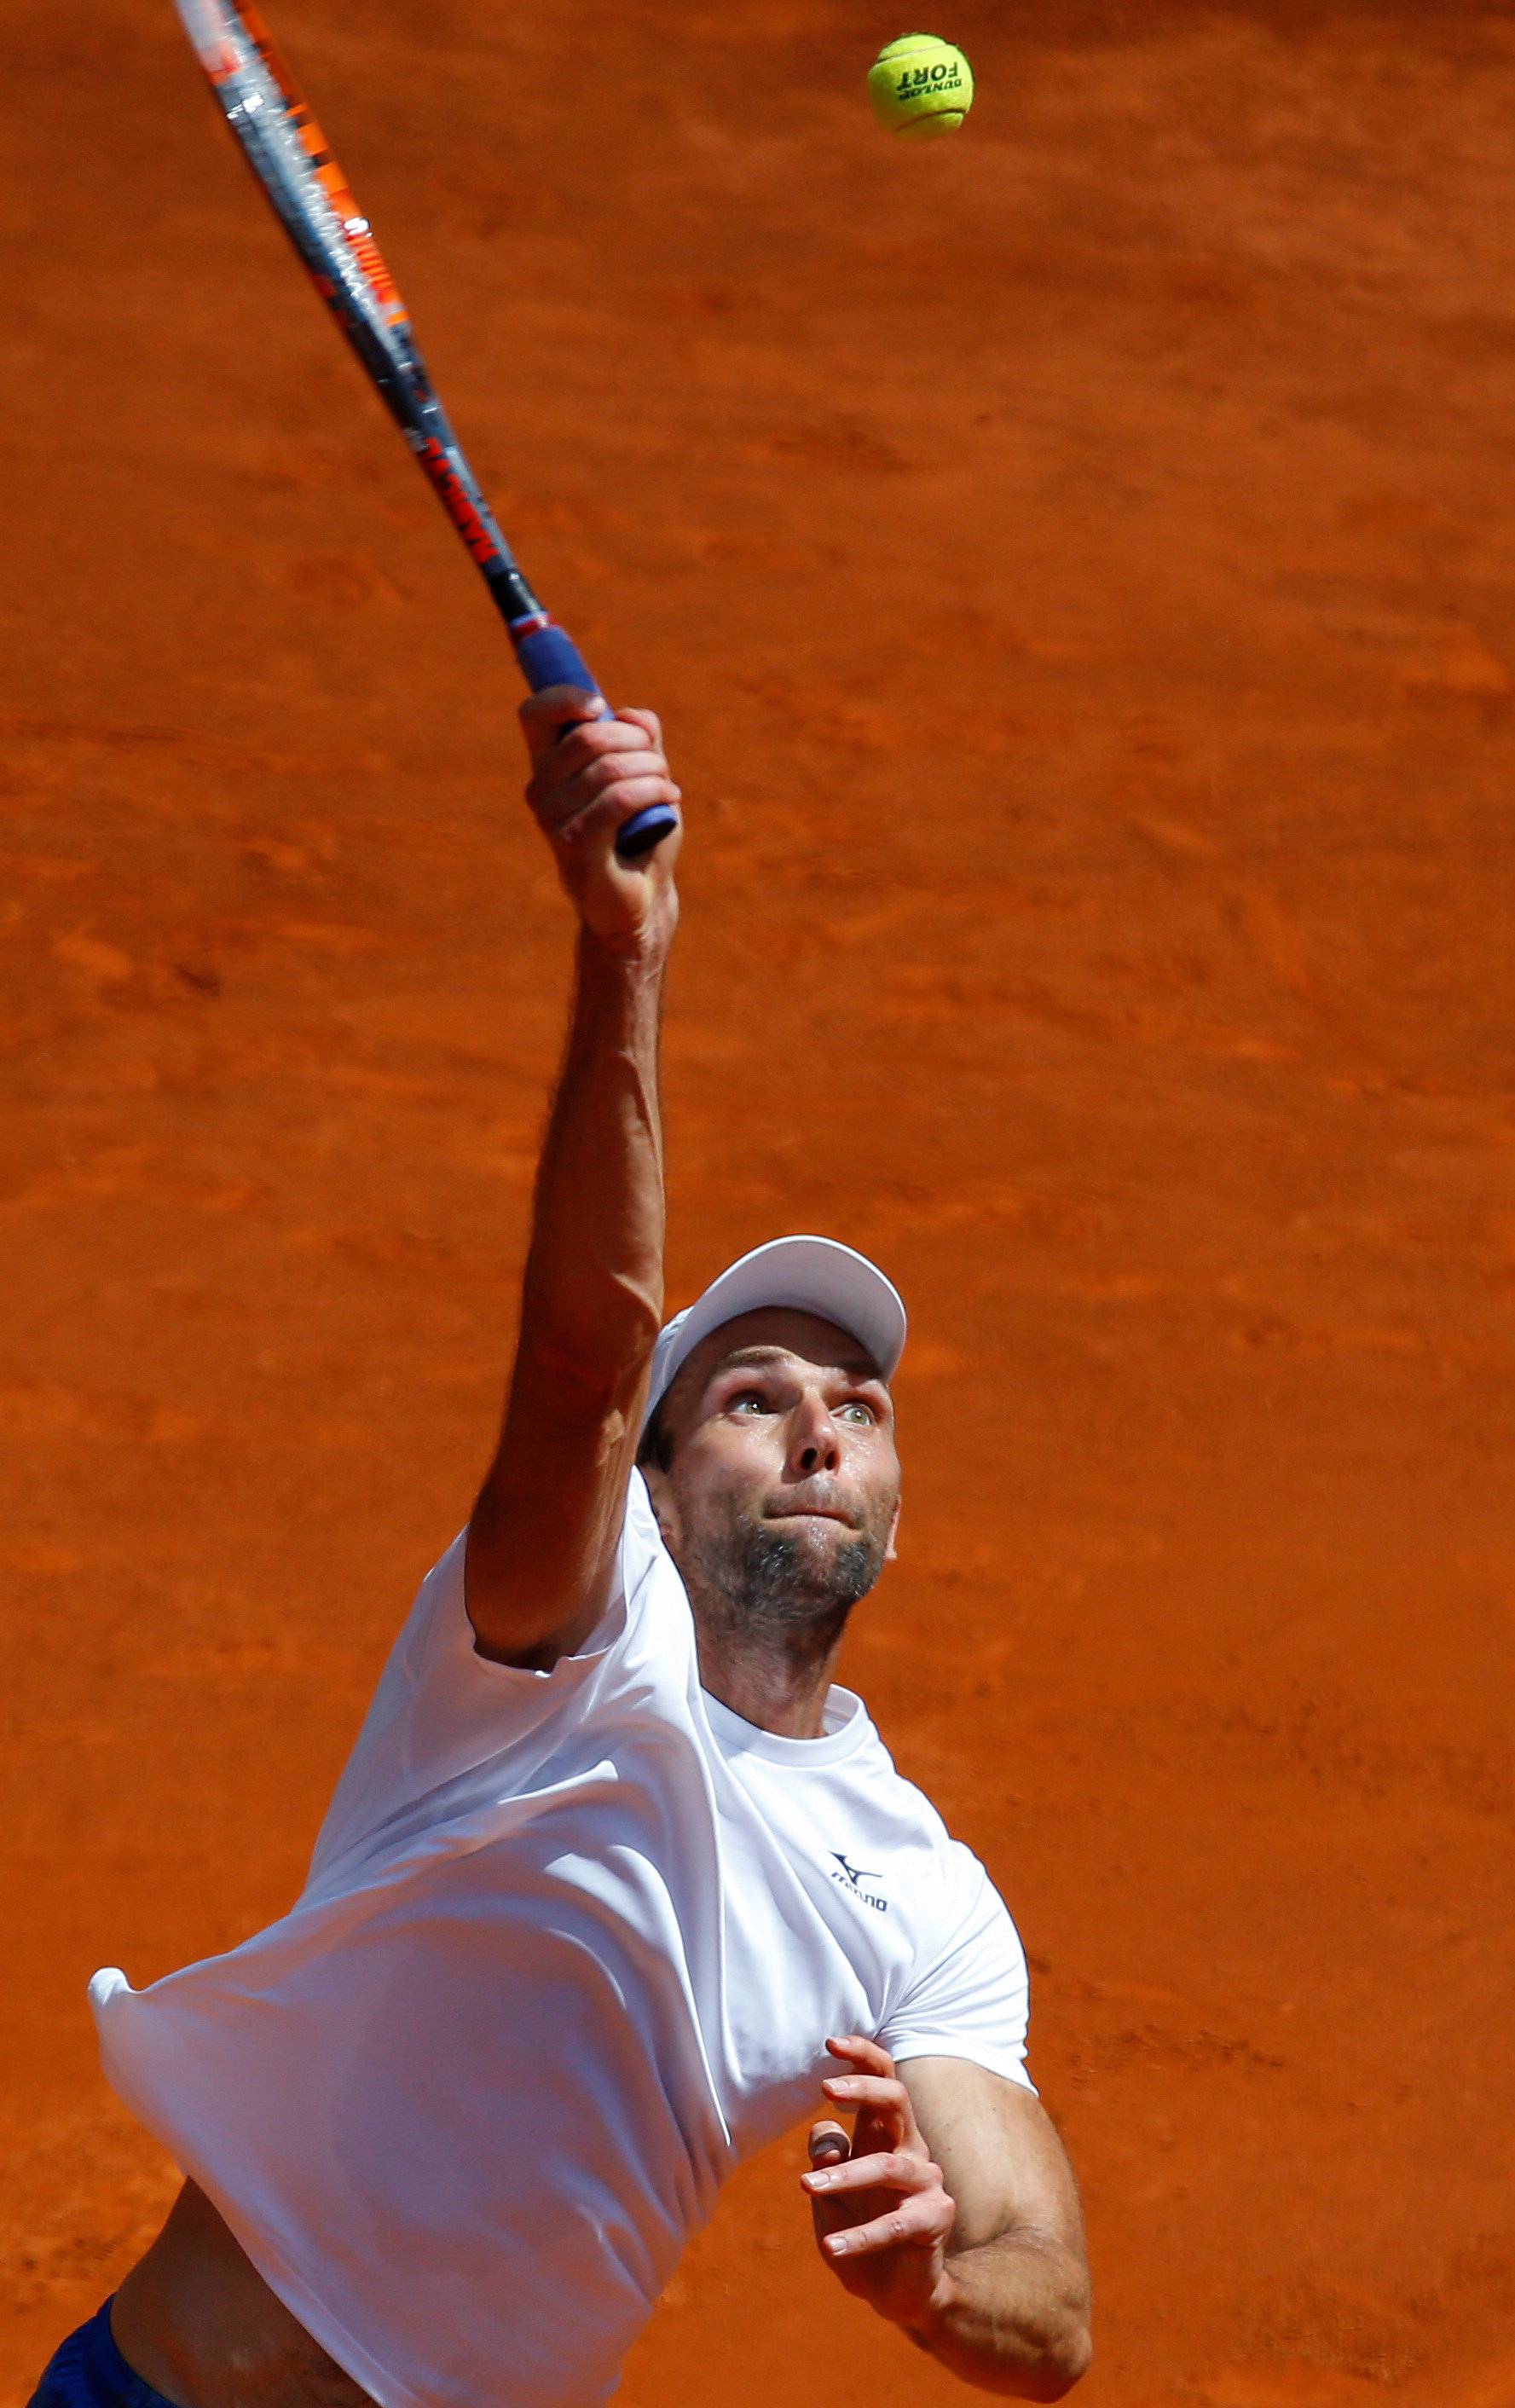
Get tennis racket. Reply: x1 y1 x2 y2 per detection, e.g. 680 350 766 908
172 0 677 860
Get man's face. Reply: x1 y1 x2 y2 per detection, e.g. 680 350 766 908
642 1307 901 1637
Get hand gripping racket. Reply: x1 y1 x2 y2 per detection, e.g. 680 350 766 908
172 0 677 860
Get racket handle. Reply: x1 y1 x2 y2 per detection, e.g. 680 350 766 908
513 622 679 861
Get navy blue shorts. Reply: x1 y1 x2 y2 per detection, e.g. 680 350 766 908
28 2301 176 2408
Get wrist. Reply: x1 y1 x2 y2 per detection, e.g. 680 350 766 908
575 917 674 979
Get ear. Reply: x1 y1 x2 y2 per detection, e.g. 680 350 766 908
884 1498 901 1564
640 1462 683 1557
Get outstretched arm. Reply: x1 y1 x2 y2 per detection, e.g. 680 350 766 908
803 2037 1092 2399
465 688 682 1667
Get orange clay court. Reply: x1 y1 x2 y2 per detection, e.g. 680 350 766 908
3 3 1512 2404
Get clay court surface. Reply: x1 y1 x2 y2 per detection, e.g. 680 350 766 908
3 1 1513 2400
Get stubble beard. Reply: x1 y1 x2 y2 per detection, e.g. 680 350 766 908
685 1505 892 1657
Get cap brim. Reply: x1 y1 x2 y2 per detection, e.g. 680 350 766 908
644 1236 906 1432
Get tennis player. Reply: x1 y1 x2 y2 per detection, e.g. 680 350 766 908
32 694 1092 2408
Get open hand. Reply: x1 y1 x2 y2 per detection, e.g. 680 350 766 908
521 687 681 957
801 2035 957 2332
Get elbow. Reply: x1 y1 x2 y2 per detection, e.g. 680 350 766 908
521 1271 664 1393
522 1323 657 1406
969 2274 1090 2402
933 2227 1092 2400
1029 2324 1093 2401
933 2301 1093 2400
1019 2303 1093 2401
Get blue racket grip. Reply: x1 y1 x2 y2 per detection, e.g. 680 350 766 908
514 623 679 861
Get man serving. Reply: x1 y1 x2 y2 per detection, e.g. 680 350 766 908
41 695 1092 2408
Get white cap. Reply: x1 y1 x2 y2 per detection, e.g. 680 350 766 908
643 1236 906 1433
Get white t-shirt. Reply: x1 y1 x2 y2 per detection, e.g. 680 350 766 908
90 1474 1033 2408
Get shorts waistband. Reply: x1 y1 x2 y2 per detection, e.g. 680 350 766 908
72 2300 176 2408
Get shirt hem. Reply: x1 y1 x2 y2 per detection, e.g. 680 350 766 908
91 2046 431 2408
190 2194 428 2408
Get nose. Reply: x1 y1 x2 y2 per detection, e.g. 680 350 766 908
786 1391 841 1479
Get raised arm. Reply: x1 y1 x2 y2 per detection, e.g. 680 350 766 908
465 688 682 1667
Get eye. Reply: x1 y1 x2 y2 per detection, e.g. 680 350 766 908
838 1398 877 1427
729 1389 768 1415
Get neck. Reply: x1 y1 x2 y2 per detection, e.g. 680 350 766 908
687 1587 849 1740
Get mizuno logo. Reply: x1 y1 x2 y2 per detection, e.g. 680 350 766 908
830 1852 888 1912
832 1853 878 1887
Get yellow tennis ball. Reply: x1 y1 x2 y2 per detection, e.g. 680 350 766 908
866 33 974 140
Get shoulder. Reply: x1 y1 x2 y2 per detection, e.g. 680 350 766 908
844 1745 1034 2086
457 1468 691 1681
308 1479 695 1884
836 1713 994 1889
821 1716 1026 1951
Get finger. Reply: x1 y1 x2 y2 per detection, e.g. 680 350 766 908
532 761 674 837
825 2035 897 2075
547 716 668 779
820 2074 911 2115
519 685 605 762
820 2191 955 2260
560 749 675 806
802 2150 937 2198
807 2121 851 2169
822 2075 912 2155
528 742 668 825
528 731 671 805
610 705 663 750
530 761 681 838
552 780 684 854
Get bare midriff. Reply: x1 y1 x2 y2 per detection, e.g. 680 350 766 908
110 2182 374 2408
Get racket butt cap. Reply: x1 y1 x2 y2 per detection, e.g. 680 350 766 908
616 802 679 860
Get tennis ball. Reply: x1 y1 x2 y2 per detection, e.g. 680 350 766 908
866 33 974 140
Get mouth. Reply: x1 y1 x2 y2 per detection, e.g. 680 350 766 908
765 1506 854 1528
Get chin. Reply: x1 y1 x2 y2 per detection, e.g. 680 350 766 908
767 1515 849 1560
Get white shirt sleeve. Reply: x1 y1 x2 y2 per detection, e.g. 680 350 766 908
307 1473 679 1887
879 1844 1036 2092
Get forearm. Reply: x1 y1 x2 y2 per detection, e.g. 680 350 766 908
470 929 668 1647
907 2237 1092 2399
512 928 668 1403
467 692 680 1656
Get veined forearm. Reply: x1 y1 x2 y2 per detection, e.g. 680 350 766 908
466 695 680 1658
911 2237 1092 2399
515 930 668 1389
